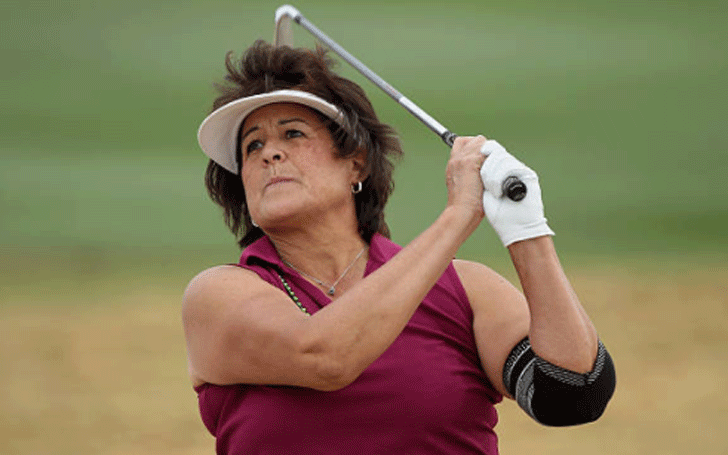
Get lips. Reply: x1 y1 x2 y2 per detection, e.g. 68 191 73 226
264 176 296 189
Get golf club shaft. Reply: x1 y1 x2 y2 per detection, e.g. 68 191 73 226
275 5 526 201
278 6 455 146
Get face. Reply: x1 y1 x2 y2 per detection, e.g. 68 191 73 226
239 102 363 229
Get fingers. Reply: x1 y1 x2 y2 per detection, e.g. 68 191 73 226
445 135 490 216
451 135 488 157
448 135 488 172
477 141 555 247
450 135 488 170
478 138 508 158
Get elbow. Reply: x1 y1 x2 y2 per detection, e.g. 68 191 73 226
532 344 617 427
310 342 368 390
534 383 615 427
306 355 358 391
298 335 360 391
310 370 353 392
506 338 616 427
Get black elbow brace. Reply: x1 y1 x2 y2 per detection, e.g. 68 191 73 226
502 337 616 426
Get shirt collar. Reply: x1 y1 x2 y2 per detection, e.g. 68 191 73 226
238 233 400 269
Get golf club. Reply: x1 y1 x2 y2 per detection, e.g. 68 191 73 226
273 5 526 202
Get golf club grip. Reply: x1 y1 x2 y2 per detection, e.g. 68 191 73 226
444 133 527 202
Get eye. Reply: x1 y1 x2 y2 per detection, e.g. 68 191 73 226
285 129 304 139
245 140 263 155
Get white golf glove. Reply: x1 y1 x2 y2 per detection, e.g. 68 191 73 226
480 140 555 247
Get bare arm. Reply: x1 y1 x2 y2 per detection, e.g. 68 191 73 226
508 236 598 372
458 236 598 398
183 136 488 391
463 139 600 397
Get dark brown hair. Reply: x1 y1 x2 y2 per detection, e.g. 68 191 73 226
204 40 403 248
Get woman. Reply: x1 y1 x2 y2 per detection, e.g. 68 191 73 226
184 40 615 454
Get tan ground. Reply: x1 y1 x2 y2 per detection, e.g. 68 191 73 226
1 263 726 454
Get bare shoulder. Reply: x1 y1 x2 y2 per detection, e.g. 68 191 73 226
181 263 296 336
185 263 264 291
453 259 529 396
183 265 258 317
452 259 514 291
184 265 261 303
181 264 313 387
452 259 524 313
452 259 528 327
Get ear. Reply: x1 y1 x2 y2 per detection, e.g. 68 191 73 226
350 148 369 182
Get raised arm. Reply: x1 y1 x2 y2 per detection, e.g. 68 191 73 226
508 236 597 370
463 140 615 426
182 136 488 391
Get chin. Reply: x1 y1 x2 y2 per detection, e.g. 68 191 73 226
257 200 315 227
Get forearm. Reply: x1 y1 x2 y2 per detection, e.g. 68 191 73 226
508 236 598 373
305 206 481 386
478 140 614 424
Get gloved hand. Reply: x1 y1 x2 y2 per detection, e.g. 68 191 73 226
480 140 555 247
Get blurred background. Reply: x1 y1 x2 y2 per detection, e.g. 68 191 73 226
1 0 726 453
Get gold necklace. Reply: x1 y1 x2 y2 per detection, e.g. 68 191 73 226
282 246 367 296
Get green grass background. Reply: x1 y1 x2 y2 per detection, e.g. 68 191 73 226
1 2 727 454
1 0 726 283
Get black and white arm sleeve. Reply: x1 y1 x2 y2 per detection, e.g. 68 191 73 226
502 337 616 426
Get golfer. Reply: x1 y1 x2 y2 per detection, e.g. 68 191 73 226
183 40 615 454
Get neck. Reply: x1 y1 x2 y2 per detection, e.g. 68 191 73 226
267 225 369 286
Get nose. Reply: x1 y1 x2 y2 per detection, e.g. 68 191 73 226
262 145 285 165
263 152 281 164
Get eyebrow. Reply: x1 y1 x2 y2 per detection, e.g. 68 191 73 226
241 117 309 142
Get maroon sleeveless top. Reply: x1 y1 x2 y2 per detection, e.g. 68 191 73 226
194 234 502 454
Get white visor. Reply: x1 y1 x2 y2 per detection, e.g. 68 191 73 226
197 89 345 174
